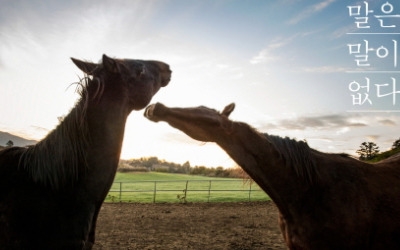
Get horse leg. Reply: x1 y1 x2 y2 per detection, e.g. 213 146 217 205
84 203 102 250
278 213 288 242
279 213 294 249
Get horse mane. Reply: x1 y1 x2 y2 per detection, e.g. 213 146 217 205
264 134 319 185
18 76 103 190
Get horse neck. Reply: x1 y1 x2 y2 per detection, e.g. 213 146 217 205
216 122 306 214
20 83 129 191
83 91 129 185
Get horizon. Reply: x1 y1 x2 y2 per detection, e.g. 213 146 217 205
1 128 398 168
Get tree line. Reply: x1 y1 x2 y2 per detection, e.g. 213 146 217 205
119 137 400 177
3 137 400 170
118 157 248 178
356 137 400 161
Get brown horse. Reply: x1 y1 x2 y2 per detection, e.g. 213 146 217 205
145 102 400 249
0 55 171 250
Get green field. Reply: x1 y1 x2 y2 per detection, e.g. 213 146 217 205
106 172 270 203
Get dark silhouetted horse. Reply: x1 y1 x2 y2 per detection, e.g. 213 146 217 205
145 102 400 249
0 55 171 249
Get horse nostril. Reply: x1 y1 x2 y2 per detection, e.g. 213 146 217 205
144 105 154 118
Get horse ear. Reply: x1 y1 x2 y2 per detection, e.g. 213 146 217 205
71 57 99 75
102 54 120 74
71 58 98 75
221 103 235 117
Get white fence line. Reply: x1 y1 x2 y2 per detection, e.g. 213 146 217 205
106 179 269 203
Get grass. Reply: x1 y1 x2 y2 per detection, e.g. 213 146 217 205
106 172 270 203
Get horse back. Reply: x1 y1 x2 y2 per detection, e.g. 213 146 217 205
284 154 400 249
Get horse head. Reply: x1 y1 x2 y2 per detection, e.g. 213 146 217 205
71 54 172 111
144 103 235 142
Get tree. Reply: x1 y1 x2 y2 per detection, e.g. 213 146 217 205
392 138 400 150
356 142 379 160
6 140 14 147
182 161 191 174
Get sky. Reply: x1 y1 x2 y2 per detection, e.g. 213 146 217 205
0 0 399 168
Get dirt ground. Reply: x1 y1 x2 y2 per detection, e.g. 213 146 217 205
94 201 286 250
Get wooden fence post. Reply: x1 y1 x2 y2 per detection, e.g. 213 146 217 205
119 182 122 202
249 181 254 201
207 180 212 202
153 181 157 203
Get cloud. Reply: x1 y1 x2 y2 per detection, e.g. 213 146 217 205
250 29 323 66
283 114 362 130
260 113 368 131
249 48 276 65
366 135 380 142
379 119 396 126
331 24 359 39
287 0 336 25
302 66 351 73
348 122 367 127
336 127 350 135
250 36 296 64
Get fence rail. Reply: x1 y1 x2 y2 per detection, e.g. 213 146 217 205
106 179 269 203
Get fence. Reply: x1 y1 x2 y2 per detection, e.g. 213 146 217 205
105 179 269 203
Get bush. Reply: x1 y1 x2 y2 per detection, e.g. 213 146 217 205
118 163 149 172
